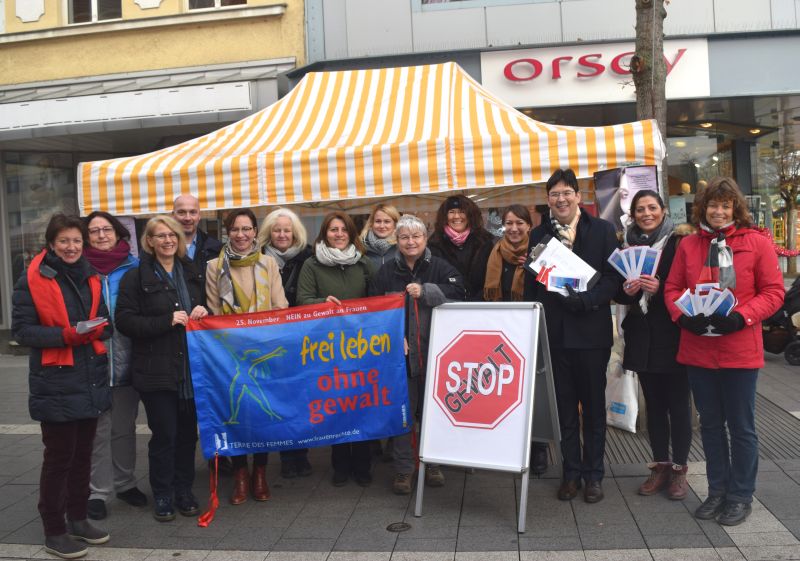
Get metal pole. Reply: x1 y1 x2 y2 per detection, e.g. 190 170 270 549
414 461 426 517
518 470 530 533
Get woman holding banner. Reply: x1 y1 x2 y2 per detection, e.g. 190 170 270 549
482 204 550 476
664 177 784 526
12 213 112 559
360 203 400 269
428 195 496 301
206 208 288 505
370 214 465 494
259 207 314 479
615 190 693 500
83 211 146 521
116 216 208 522
297 211 376 486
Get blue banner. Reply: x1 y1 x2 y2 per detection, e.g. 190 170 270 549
186 294 410 458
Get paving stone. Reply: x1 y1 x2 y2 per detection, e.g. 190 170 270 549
635 514 705 535
0 544 41 558
650 547 722 561
644 533 713 549
697 520 736 548
83 548 160 561
327 552 391 561
141 550 211 561
333 528 398 552
456 528 520 552
282 517 346 539
584 549 652 561
264 553 328 561
393 538 457 552
270 538 337 552
715 548 747 561
729 531 799 547
204 551 268 561
454 552 518 561
738 544 800 560
519 552 585 561
518 536 584 551
391 552 455 561
578 530 647 551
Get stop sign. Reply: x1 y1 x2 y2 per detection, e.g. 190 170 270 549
432 330 525 429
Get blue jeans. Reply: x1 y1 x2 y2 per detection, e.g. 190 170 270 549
688 367 758 504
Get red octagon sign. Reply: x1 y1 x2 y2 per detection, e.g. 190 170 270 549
432 330 526 429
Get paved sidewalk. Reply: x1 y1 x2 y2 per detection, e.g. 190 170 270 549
0 353 799 561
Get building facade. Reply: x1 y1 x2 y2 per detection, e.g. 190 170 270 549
0 0 306 328
298 0 800 257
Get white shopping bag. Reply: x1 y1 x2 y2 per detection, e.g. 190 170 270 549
605 354 638 433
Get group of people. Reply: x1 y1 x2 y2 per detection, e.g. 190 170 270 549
12 169 785 559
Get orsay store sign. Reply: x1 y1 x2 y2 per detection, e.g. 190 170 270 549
480 39 709 107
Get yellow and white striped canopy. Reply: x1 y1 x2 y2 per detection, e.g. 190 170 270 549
78 62 665 216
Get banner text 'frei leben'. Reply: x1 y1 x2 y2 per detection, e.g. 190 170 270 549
186 294 410 458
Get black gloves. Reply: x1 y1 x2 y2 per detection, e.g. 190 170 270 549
678 313 710 335
709 312 746 335
554 285 585 313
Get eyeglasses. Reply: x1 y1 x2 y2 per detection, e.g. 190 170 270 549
548 190 577 200
151 232 178 241
397 233 425 242
88 227 114 236
229 226 255 234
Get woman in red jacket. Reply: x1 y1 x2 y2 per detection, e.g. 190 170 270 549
664 177 784 526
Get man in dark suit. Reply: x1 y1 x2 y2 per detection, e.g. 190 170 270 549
524 169 621 504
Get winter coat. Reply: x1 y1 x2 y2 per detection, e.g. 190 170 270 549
664 226 785 369
616 230 688 375
12 253 112 422
278 246 313 307
428 229 496 301
296 255 375 305
97 254 139 386
115 252 206 393
523 211 621 349
369 249 465 377
364 244 398 270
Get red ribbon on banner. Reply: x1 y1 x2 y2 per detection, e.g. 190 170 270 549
197 453 220 527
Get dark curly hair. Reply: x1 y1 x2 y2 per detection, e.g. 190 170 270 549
432 194 487 237
691 176 752 228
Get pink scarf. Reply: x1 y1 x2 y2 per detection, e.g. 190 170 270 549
444 225 471 247
83 239 131 274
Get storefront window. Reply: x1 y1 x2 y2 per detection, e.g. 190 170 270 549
750 95 800 252
4 153 78 284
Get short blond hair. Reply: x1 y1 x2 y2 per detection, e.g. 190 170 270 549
141 215 187 258
258 207 308 250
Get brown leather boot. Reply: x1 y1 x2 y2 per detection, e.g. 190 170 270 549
230 467 249 505
668 464 689 500
638 462 671 496
251 465 271 501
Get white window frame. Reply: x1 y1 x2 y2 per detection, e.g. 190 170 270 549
186 0 247 11
63 0 123 25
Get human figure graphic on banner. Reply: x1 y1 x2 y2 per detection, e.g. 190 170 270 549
216 333 286 424
536 261 556 286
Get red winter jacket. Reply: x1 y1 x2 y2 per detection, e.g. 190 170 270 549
664 227 784 369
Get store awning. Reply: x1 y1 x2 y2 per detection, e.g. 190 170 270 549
78 62 665 216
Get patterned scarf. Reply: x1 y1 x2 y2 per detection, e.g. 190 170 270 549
217 244 272 314
315 241 362 267
698 222 737 290
484 237 527 301
263 244 302 270
363 230 395 256
550 209 580 250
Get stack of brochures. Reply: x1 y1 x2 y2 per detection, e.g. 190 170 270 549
607 247 662 280
524 236 599 296
674 284 737 318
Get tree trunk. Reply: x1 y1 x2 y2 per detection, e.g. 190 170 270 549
633 0 668 201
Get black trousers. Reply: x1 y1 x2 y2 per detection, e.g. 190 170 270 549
39 418 97 536
139 391 197 499
232 453 269 469
331 442 372 477
638 370 692 466
552 348 611 483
